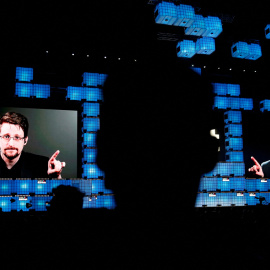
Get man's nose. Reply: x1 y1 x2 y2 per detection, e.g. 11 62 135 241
7 138 15 146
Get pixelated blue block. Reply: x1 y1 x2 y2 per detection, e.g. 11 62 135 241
224 111 242 124
0 180 12 195
231 42 250 59
265 24 270 39
213 96 229 109
226 151 244 162
33 180 49 194
232 193 246 206
225 137 243 151
240 98 253 110
96 195 116 209
82 196 96 208
98 74 108 86
218 193 234 206
84 88 103 102
82 73 99 87
225 124 243 137
231 177 246 191
82 148 97 163
16 67 33 82
207 162 245 176
82 118 100 132
66 86 84 101
14 196 31 212
217 177 231 192
202 16 223 38
15 180 32 194
50 180 72 191
190 67 201 75
246 179 270 192
176 40 196 58
245 43 262 60
15 82 33 97
198 177 218 192
72 179 92 195
92 179 113 194
154 1 177 25
174 4 195 27
82 133 97 147
185 15 207 36
227 84 240 96
32 196 52 211
246 193 260 205
229 97 241 110
260 100 270 112
82 102 100 117
33 84 50 98
82 164 105 179
0 197 11 212
212 83 227 96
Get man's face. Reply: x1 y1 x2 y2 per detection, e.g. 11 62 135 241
0 123 28 160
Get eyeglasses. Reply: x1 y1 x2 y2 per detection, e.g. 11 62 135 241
0 135 25 142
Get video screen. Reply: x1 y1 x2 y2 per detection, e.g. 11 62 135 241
0 107 78 178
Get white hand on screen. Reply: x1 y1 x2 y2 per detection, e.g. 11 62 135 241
248 156 264 178
47 150 66 179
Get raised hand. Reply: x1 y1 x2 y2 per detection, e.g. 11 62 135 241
248 156 264 177
47 150 66 179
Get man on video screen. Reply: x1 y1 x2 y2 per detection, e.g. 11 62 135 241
0 112 65 178
248 156 270 178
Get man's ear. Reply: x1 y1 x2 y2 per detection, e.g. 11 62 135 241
24 136 28 145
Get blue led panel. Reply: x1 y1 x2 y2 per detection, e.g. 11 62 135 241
82 148 97 163
155 1 177 25
0 197 11 212
98 74 108 86
225 151 244 162
224 124 243 137
0 180 12 195
240 98 253 110
217 177 231 192
16 67 33 82
33 84 50 98
92 179 113 194
218 193 234 206
225 137 243 151
82 102 100 117
82 118 100 132
83 196 96 208
50 180 72 191
32 196 52 211
174 4 195 27
224 111 242 124
176 40 196 58
198 177 217 192
82 164 105 179
265 25 270 39
246 43 262 60
246 179 270 192
229 97 241 110
66 86 85 101
213 96 229 109
203 162 245 176
84 88 103 102
196 37 215 54
82 133 97 147
202 16 223 38
212 83 227 96
260 100 270 112
72 179 92 195
185 15 207 36
246 193 259 206
15 82 33 97
232 193 246 206
231 42 250 59
14 180 32 194
82 73 99 87
190 67 201 75
227 84 240 96
95 195 116 209
231 177 246 191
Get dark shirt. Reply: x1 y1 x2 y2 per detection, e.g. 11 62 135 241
0 151 50 178
262 160 270 178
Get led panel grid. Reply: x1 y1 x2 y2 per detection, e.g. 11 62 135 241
33 84 50 98
225 151 244 162
225 137 243 151
15 82 33 97
14 197 31 212
66 86 85 100
190 67 201 75
246 43 262 60
174 4 195 27
198 177 217 192
82 117 100 132
98 74 108 86
218 193 234 206
66 87 103 101
12 180 32 194
213 96 229 109
95 195 116 209
82 103 100 117
246 179 270 192
50 180 72 191
212 83 227 96
217 177 231 191
16 67 33 82
185 15 207 36
240 98 253 110
202 16 223 38
82 73 99 86
154 1 177 25
82 148 97 163
31 196 52 211
224 111 242 124
176 40 196 58
92 179 113 194
0 180 12 195
84 88 103 102
72 179 92 195
203 162 245 176
260 100 270 112
229 97 240 110
82 133 97 147
0 197 12 212
265 24 270 39
230 177 246 191
231 42 250 59
227 84 240 96
246 193 260 206
83 196 96 208
224 124 243 137
82 164 105 179
232 193 246 206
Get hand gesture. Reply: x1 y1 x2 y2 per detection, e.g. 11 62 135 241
248 156 264 177
47 150 66 179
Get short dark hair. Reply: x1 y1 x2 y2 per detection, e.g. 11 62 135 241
0 112 29 137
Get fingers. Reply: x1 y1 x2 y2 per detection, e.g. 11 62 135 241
49 150 60 163
248 165 258 172
251 156 260 166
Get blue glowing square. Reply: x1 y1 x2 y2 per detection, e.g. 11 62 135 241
231 177 246 191
82 148 97 163
82 117 100 132
82 73 99 87
265 25 270 39
176 40 196 58
33 84 50 98
98 74 108 86
15 82 34 97
245 43 262 60
196 37 215 55
240 98 253 110
213 96 229 109
225 137 243 151
231 42 250 59
16 67 33 82
95 195 116 209
202 16 223 38
0 180 12 195
226 151 244 162
185 15 207 36
260 99 270 112
225 124 243 137
212 83 227 96
66 86 84 101
224 111 242 124
155 1 178 25
227 84 240 96
229 97 241 110
0 197 11 212
84 88 103 102
82 102 100 117
82 133 97 147
82 164 105 179
174 4 195 27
